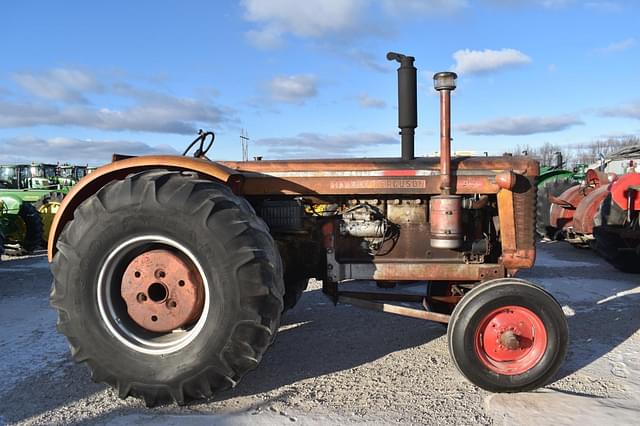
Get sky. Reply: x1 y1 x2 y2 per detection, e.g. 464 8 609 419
1 0 639 165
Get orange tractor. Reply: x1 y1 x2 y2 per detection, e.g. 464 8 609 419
550 167 640 272
49 52 568 405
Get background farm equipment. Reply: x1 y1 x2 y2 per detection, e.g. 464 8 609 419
590 172 640 272
592 144 640 175
56 164 88 187
0 192 43 255
47 52 568 405
0 163 86 251
0 202 7 257
548 169 610 245
535 152 587 238
548 166 640 272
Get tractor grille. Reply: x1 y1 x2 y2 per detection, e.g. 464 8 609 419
513 177 536 250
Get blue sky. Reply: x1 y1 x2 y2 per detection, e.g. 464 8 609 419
0 0 639 164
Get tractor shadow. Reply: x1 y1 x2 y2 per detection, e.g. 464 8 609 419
213 286 446 401
521 241 640 387
0 254 119 423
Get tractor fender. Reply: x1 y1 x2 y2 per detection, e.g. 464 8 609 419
0 193 24 215
610 172 640 211
535 169 573 186
47 155 242 261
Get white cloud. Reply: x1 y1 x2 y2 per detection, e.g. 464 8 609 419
381 0 469 16
254 132 398 158
600 102 640 120
534 0 574 7
245 27 284 50
242 0 367 48
12 68 101 103
452 48 532 75
595 37 636 54
458 115 583 135
484 0 574 8
0 97 229 134
345 48 390 72
357 93 386 108
0 136 176 165
0 70 233 134
266 74 318 103
584 1 623 12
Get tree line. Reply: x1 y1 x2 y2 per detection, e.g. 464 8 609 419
511 136 640 168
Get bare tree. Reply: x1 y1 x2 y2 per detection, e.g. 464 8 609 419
512 136 640 168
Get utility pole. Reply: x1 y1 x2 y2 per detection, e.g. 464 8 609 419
240 129 249 162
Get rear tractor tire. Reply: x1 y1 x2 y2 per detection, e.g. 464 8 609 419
447 278 568 392
50 170 284 405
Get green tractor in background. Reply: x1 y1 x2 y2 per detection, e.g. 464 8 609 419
0 162 90 253
535 152 587 238
56 164 88 187
0 201 7 257
0 163 64 253
0 189 44 255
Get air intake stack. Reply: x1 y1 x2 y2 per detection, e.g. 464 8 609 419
430 71 463 249
387 52 417 161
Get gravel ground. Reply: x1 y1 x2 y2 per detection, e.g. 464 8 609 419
0 242 639 425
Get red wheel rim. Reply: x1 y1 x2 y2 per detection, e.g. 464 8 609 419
474 305 547 375
120 249 205 333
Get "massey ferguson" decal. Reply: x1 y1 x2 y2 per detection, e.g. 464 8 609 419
329 179 426 189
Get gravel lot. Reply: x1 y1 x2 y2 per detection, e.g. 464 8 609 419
0 242 639 425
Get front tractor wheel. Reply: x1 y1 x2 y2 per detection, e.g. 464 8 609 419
35 191 65 244
447 278 568 392
50 170 284 405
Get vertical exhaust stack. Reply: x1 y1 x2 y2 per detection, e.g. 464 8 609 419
387 52 417 161
430 71 463 249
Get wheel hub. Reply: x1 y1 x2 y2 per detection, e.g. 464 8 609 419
474 306 547 375
121 249 205 333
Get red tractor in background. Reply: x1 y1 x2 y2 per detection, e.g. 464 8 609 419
550 166 640 272
48 52 568 405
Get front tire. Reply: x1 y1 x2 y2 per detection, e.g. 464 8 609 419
19 202 44 253
35 191 65 244
50 170 284 405
447 278 568 392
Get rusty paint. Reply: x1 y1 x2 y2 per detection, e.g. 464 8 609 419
363 262 505 281
549 184 585 230
439 87 452 193
329 178 426 190
610 172 640 211
220 156 539 174
495 170 516 190
513 178 536 250
502 249 535 270
497 189 517 253
429 195 463 249
238 175 500 196
573 185 610 234
549 171 610 233
585 169 609 187
48 155 239 261
120 249 205 333
49 154 540 262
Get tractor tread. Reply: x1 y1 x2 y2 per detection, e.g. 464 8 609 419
50 169 284 405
